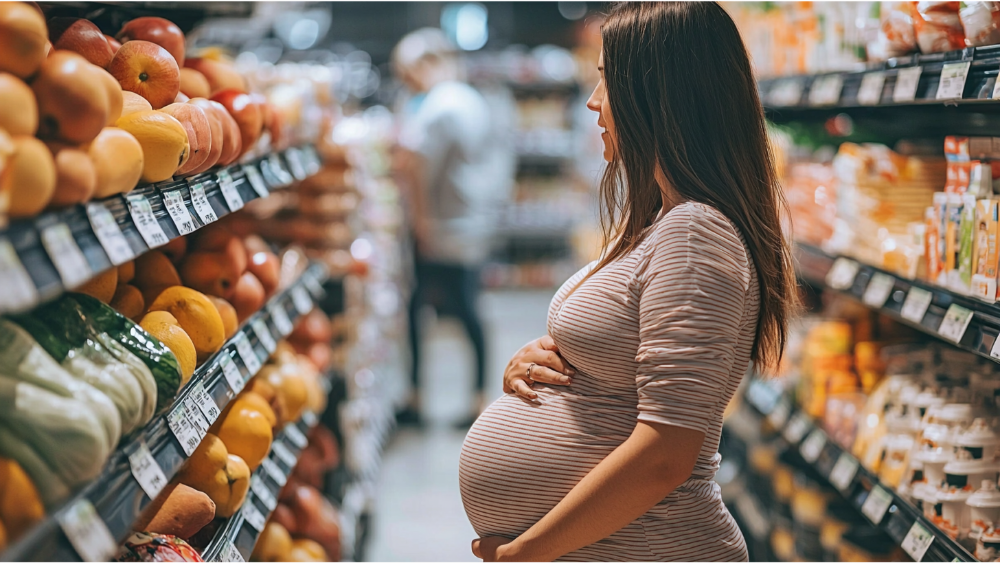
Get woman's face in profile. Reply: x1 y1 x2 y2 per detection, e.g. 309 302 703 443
586 51 615 162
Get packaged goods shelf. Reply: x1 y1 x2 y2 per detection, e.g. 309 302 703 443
1 263 330 563
742 378 978 562
0 145 321 316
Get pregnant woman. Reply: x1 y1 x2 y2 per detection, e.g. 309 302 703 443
459 2 796 561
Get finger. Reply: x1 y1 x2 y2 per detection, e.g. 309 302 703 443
472 539 482 558
532 349 575 375
530 365 572 386
539 335 559 352
512 378 539 401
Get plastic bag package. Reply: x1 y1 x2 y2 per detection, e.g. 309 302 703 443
870 1 918 59
960 1 1000 46
912 1 967 53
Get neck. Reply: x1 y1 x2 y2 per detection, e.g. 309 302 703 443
655 166 683 214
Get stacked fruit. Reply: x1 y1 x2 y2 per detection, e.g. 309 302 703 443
0 3 281 222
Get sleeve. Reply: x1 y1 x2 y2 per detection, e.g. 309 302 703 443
634 205 751 435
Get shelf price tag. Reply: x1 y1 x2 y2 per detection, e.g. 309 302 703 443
301 410 319 427
234 332 262 376
829 452 860 491
250 474 278 511
58 499 117 563
826 257 860 290
0 238 38 311
218 541 245 563
861 485 894 524
40 222 91 289
809 74 844 106
863 272 896 308
272 441 298 468
261 457 287 486
800 429 827 463
770 78 804 106
87 202 134 265
285 423 309 449
217 169 244 211
168 404 202 456
252 318 277 355
902 521 935 562
242 165 270 198
936 61 971 100
900 287 934 323
303 273 324 298
893 66 923 102
219 353 245 393
242 501 267 532
183 396 210 437
128 441 168 499
767 399 791 429
126 193 169 248
188 181 218 224
291 285 313 315
938 303 974 343
189 380 220 424
783 412 810 444
268 154 292 186
857 72 886 105
161 189 196 235
269 302 293 336
992 68 1000 99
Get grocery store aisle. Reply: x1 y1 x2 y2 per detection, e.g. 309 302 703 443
366 289 557 562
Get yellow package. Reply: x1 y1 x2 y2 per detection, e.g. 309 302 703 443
973 198 999 301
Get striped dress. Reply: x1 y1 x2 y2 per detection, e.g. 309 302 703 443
459 202 757 561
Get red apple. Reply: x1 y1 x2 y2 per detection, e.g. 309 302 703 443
48 17 114 68
211 89 261 158
247 250 280 297
186 97 223 172
105 34 121 53
179 67 210 98
184 57 245 95
107 39 179 109
174 91 189 103
116 17 184 67
191 98 240 165
159 102 211 175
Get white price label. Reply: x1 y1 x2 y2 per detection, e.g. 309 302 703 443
188 182 218 225
285 423 309 449
189 381 220 424
301 410 318 427
938 303 973 343
285 148 308 181
0 238 38 311
303 274 324 298
783 412 810 444
218 540 245 563
863 272 896 308
826 257 860 290
291 285 313 315
58 499 117 563
168 404 201 456
217 170 243 211
861 485 894 524
250 474 278 511
219 353 245 393
261 456 287 486
242 500 267 531
242 165 270 198
252 318 277 355
857 72 886 105
269 154 292 186
234 332 262 376
900 287 933 323
829 453 860 491
936 61 971 100
183 396 210 437
128 441 168 499
767 400 791 429
87 202 134 265
902 521 935 562
126 193 169 248
161 189 196 235
800 429 827 462
303 146 321 174
809 74 844 106
40 223 91 289
269 302 293 336
272 441 298 467
770 78 804 106
893 66 923 102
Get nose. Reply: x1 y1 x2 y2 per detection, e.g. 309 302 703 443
586 85 602 114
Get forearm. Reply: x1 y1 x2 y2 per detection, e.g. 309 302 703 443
503 422 704 562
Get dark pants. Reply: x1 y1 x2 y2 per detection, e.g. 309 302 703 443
408 258 487 398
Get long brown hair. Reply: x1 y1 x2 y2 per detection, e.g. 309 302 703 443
594 1 796 371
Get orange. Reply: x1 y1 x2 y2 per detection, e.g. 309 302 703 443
0 72 36 135
214 403 272 470
229 391 277 428
110 283 144 320
115 109 188 183
207 296 238 339
140 310 179 326
132 250 181 289
121 91 152 117
118 261 135 284
140 314 196 384
75 267 117 301
147 286 225 359
88 127 143 198
3 136 55 218
0 457 44 541
94 67 123 126
177 433 249 518
0 2 47 79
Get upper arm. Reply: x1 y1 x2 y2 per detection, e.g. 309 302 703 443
634 205 751 435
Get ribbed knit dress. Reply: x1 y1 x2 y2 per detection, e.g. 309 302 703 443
459 202 756 561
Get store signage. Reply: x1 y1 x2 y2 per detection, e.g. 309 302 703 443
0 238 38 311
250 474 277 511
857 72 886 105
863 272 896 308
126 193 169 248
40 222 91 289
251 318 276 355
938 303 973 343
861 485 894 524
87 202 134 265
161 189 196 235
826 257 859 290
783 412 810 444
188 181 218 225
128 441 168 499
900 287 933 323
217 169 244 211
829 453 860 491
58 499 116 563
901 521 935 562
243 165 270 198
219 353 245 394
936 61 971 100
800 429 827 462
809 74 844 106
189 381 220 425
234 332 262 375
893 66 923 102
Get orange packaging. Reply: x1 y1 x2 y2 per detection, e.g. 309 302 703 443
946 135 971 161
974 199 998 301
926 203 942 283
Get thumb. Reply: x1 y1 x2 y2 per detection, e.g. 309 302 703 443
472 538 482 558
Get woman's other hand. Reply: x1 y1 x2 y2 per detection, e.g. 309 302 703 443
472 536 515 561
503 335 575 401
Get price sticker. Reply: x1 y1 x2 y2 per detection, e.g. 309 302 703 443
936 61 971 100
301 410 318 427
250 474 278 511
900 287 933 323
40 222 91 289
219 353 245 393
291 285 313 315
188 182 218 225
783 412 810 444
767 399 791 429
161 189 196 235
242 165 270 198
893 66 923 102
272 441 298 468
268 153 292 186
829 452 860 491
825 257 860 290
269 302 293 336
128 441 168 499
809 74 844 106
126 193 169 248
189 380 220 425
242 500 267 532
861 485 894 524
183 396 210 437
285 423 309 449
87 202 134 265
770 78 804 106
217 169 244 211
58 499 117 563
0 238 38 311
168 404 201 456
863 272 896 308
857 72 886 105
217 541 245 563
252 318 277 355
285 148 308 181
303 273 324 298
800 428 827 463
902 521 935 562
262 456 287 486
234 332 262 376
938 303 973 343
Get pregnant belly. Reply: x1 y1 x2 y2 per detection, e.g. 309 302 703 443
458 386 637 538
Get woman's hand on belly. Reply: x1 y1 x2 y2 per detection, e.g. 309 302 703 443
472 536 515 562
504 336 575 401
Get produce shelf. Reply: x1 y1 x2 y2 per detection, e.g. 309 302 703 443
742 378 977 562
1 262 330 563
0 145 321 316
794 242 1000 365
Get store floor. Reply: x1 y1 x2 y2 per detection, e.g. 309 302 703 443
365 289 556 562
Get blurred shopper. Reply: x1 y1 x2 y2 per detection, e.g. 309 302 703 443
392 28 512 427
